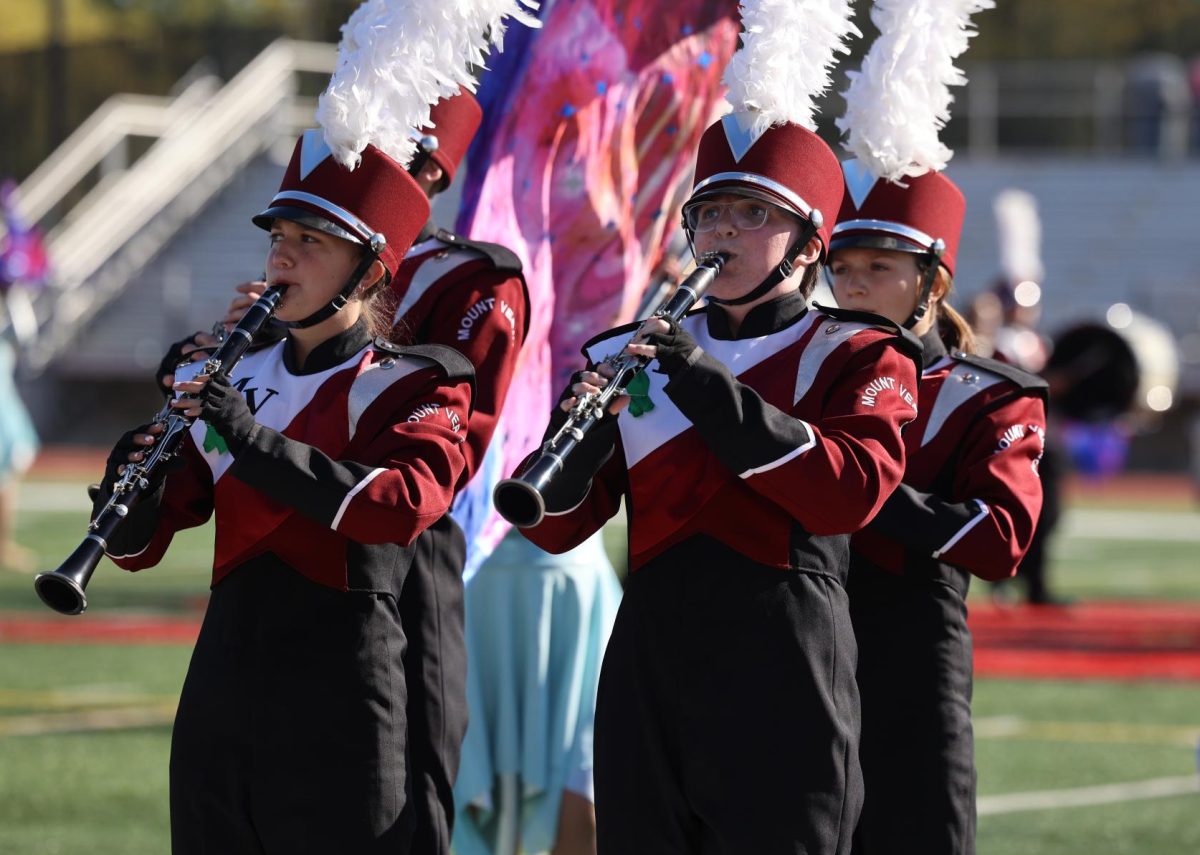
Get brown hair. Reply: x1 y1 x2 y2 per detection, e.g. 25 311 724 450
800 259 824 298
930 266 976 354
356 265 396 342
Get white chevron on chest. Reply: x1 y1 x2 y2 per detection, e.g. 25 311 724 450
584 311 823 470
179 341 363 483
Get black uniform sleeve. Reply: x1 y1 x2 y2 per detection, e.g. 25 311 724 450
226 365 473 547
663 349 816 476
865 483 986 555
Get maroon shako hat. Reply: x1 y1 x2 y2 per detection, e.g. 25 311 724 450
687 113 846 258
831 159 966 276
253 130 431 276
421 89 483 188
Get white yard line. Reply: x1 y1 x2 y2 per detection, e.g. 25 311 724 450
0 704 177 737
1059 508 1200 542
978 775 1199 815
974 716 1200 747
15 482 91 513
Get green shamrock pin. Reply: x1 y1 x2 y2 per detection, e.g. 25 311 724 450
625 371 655 417
203 424 228 455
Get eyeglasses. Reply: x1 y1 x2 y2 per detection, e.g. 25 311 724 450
684 199 773 233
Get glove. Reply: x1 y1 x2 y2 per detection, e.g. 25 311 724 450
196 373 257 456
100 424 156 498
155 333 214 397
93 423 179 538
644 317 701 376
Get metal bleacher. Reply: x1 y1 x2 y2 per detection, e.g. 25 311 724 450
7 45 1200 406
4 39 337 376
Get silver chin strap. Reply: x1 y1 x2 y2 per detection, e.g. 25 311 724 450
904 238 947 329
274 232 389 330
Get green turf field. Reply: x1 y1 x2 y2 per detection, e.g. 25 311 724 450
2 478 1198 854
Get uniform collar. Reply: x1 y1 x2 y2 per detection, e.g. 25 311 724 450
920 327 948 369
706 290 810 340
284 317 372 374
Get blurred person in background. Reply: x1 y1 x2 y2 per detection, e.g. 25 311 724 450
0 179 47 573
973 189 1066 605
0 336 39 573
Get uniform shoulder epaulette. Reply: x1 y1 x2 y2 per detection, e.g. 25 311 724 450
950 352 1049 396
434 229 524 274
375 338 476 383
814 303 924 362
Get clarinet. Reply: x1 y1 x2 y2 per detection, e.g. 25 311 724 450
493 253 729 528
34 286 287 615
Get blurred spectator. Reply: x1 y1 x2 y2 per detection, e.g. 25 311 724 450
0 337 39 573
1189 56 1200 155
1124 53 1191 158
0 179 48 573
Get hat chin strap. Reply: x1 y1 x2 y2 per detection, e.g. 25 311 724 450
902 238 947 330
273 233 388 331
701 210 824 307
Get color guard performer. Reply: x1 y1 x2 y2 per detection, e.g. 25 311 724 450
509 3 922 850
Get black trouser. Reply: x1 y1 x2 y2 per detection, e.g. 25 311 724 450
170 555 415 854
594 537 862 855
398 515 469 855
848 559 975 855
1017 439 1063 604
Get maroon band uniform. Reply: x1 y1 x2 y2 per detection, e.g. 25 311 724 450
517 116 921 854
391 219 528 854
104 130 483 852
832 166 1048 855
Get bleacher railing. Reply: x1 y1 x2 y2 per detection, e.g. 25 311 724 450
7 38 335 372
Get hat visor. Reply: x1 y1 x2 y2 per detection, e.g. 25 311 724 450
829 233 929 256
251 205 361 244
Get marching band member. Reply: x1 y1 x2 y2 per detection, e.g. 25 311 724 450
829 2 1046 851
510 2 922 850
157 88 529 855
100 1 540 850
105 127 474 854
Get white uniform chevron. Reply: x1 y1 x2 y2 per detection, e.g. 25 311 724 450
921 360 1007 448
393 239 488 324
179 342 357 483
585 311 881 471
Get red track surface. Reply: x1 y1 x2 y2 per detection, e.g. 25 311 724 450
0 613 200 644
4 601 1199 682
969 601 1200 682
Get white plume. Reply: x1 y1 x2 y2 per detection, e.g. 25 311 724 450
316 0 540 169
994 188 1044 284
723 0 861 134
838 0 993 183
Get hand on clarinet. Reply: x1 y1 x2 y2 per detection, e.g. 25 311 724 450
171 372 257 456
220 280 269 331
560 363 630 416
157 331 220 392
110 423 166 479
